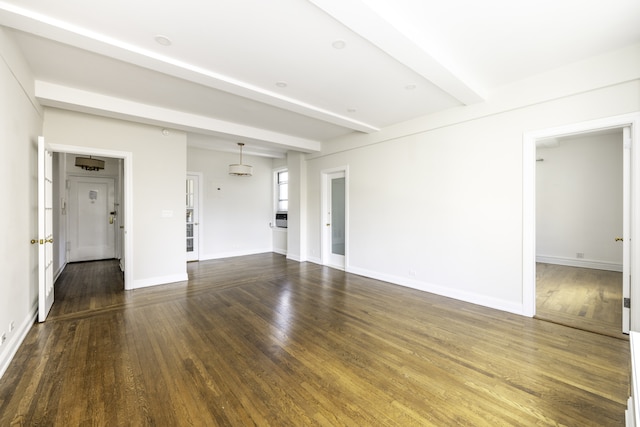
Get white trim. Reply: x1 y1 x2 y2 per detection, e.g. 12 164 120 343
47 143 134 291
348 265 523 315
536 255 622 272
186 171 203 262
0 306 37 379
630 332 640 426
522 112 640 331
132 273 189 289
320 166 349 270
286 253 304 262
273 166 288 219
306 256 323 265
200 248 274 261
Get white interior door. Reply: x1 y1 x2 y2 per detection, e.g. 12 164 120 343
323 170 346 270
68 176 116 261
186 173 200 262
38 136 54 322
623 126 631 333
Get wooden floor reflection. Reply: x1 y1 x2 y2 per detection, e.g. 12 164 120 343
536 262 624 338
0 254 630 426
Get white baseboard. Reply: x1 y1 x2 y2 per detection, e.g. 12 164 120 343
0 305 37 380
536 255 622 272
305 256 323 265
273 248 287 256
53 262 66 284
347 265 525 316
200 248 273 261
286 252 311 262
130 273 189 290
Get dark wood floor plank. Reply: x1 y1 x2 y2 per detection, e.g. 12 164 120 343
0 254 631 426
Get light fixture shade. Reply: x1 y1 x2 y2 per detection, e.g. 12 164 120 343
228 142 252 176
75 156 105 171
228 163 253 176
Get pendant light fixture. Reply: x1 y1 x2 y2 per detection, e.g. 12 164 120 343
228 142 253 176
75 155 105 171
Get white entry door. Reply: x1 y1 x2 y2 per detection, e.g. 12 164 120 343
68 176 116 261
38 137 54 322
186 173 200 261
323 170 347 270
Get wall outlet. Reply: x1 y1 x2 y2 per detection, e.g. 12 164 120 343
409 270 417 277
576 252 585 259
1 333 6 345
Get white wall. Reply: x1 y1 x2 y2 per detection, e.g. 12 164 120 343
187 146 273 259
537 132 623 271
0 28 43 377
305 43 640 316
43 109 188 288
286 151 307 261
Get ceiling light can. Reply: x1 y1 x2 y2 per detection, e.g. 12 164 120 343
154 35 172 46
332 40 346 49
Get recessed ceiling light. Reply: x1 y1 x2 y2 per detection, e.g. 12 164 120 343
405 84 417 90
347 108 357 113
332 40 346 49
154 35 172 46
275 81 288 88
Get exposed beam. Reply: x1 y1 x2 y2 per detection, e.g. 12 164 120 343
0 2 379 133
36 81 322 153
309 0 486 105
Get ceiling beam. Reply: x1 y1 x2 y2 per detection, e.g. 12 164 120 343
309 0 486 105
0 2 379 133
36 81 323 153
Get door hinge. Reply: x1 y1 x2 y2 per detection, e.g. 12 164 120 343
624 298 631 309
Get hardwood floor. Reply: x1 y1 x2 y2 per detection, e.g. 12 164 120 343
536 263 624 338
0 254 630 426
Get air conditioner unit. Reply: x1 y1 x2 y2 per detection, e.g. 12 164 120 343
275 212 288 228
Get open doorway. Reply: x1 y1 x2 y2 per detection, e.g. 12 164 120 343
65 156 121 263
522 113 640 335
534 130 623 337
48 143 133 291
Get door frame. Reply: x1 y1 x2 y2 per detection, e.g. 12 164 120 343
522 112 640 332
321 166 349 270
186 172 202 262
49 143 133 290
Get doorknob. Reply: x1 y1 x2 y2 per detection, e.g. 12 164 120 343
326 223 330 227
615 237 623 242
31 239 53 244
109 216 114 224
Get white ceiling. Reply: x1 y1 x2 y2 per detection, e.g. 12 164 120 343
1 0 639 157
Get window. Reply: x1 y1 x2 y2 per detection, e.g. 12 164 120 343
277 170 288 212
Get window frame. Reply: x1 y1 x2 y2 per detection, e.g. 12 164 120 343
273 168 288 228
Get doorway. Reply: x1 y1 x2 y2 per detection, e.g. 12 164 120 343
322 168 348 270
49 144 133 290
522 113 640 334
39 142 132 322
534 130 623 336
186 173 201 262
